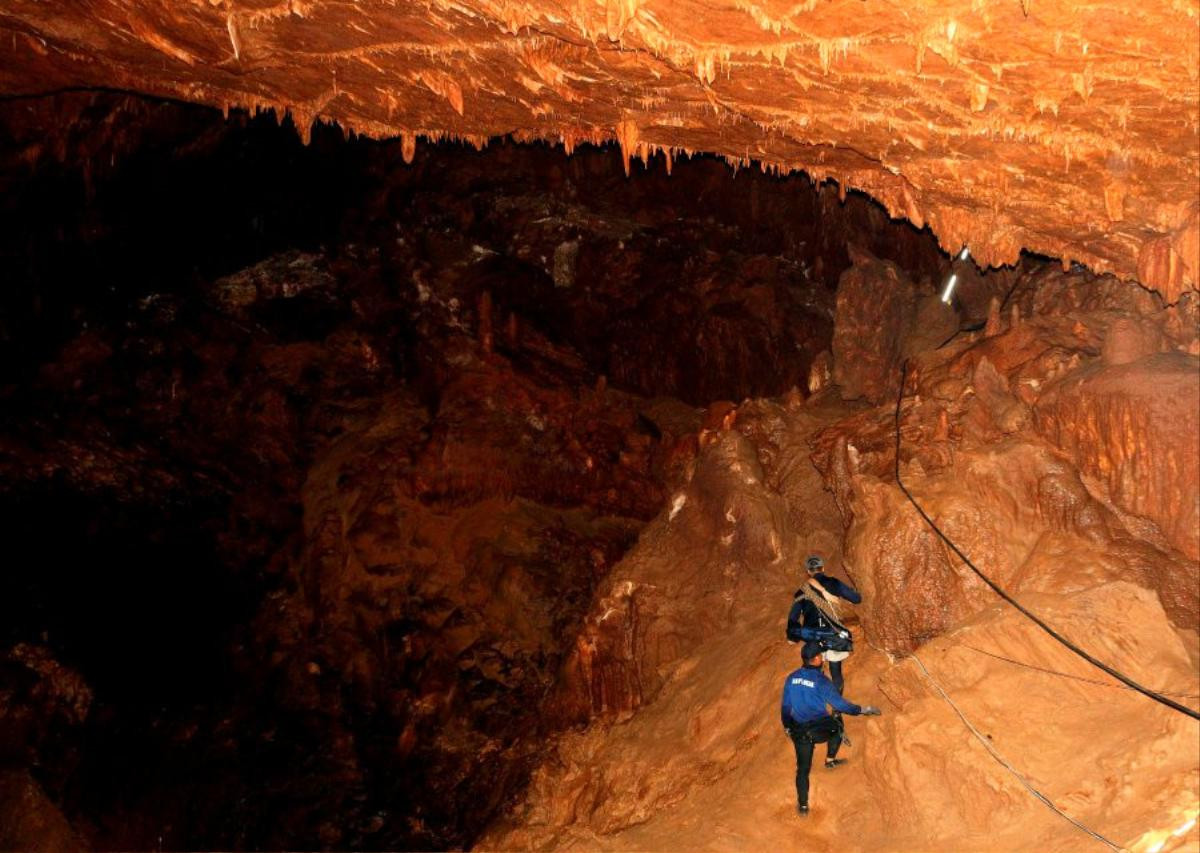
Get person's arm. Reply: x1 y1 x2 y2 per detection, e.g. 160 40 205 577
786 599 805 641
818 574 862 605
819 678 862 715
781 683 795 728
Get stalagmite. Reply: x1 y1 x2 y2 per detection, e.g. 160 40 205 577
505 312 519 350
984 295 1002 336
934 407 951 440
478 290 493 353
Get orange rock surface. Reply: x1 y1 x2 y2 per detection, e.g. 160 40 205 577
1 94 1196 850
486 258 1200 853
2 1 1198 296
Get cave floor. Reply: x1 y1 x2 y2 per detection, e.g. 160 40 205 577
484 392 1200 853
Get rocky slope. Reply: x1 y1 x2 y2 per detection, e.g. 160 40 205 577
484 257 1200 853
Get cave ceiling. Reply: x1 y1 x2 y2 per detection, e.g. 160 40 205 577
2 0 1198 298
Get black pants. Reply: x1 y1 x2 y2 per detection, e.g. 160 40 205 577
828 659 845 693
786 717 842 808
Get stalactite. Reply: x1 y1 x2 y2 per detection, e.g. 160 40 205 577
5 0 1195 295
984 296 1003 336
971 82 989 112
604 0 641 40
614 118 639 177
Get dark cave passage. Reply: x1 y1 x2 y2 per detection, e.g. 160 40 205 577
0 91 958 851
0 91 948 403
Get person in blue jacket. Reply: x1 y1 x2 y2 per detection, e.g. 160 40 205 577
786 555 861 693
781 642 881 815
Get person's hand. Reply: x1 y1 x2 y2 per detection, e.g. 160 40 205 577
861 706 882 716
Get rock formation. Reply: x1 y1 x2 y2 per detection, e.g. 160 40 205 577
0 91 1197 853
486 258 1199 852
3 0 1198 297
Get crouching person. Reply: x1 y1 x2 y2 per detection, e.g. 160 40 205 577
781 642 881 816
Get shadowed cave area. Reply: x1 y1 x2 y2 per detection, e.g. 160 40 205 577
0 93 1196 853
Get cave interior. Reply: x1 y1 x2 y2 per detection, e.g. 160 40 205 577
0 24 1198 852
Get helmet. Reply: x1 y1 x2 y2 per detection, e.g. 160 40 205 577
805 555 824 573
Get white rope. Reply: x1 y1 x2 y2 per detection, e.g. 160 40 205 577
801 577 844 627
909 651 1126 852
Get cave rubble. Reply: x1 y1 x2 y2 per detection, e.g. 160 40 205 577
1 1 1198 297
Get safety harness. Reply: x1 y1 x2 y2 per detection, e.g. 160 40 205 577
793 579 853 652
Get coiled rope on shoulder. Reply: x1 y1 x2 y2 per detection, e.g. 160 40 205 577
894 360 1200 721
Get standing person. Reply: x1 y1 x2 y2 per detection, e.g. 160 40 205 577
786 555 860 693
781 643 881 815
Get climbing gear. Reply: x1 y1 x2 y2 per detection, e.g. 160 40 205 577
805 555 824 572
787 714 842 745
804 579 844 627
830 711 851 747
795 579 854 654
824 758 846 769
797 804 809 816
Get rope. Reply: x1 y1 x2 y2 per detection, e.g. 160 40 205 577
894 360 1200 721
909 652 1127 852
799 578 845 628
962 644 1200 700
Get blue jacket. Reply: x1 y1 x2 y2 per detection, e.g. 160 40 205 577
786 573 861 643
780 665 862 727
